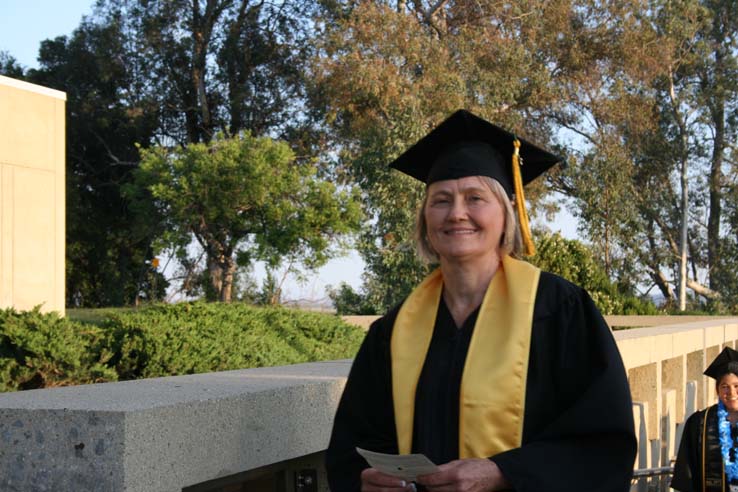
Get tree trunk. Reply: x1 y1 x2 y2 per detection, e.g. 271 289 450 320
192 1 211 142
707 117 724 290
679 153 688 311
686 279 721 301
208 256 223 300
646 221 675 304
224 0 251 135
604 187 611 277
190 0 229 143
668 69 689 311
705 0 733 291
652 269 675 303
707 95 725 291
219 258 236 302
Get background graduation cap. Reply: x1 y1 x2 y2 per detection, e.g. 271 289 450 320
704 347 738 380
389 109 565 256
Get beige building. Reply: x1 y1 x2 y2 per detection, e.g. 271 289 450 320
0 75 66 315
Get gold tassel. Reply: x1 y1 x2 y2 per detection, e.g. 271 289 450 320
512 138 535 256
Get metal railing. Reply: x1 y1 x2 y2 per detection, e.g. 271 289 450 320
631 466 674 492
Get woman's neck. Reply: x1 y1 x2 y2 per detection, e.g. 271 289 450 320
440 254 501 327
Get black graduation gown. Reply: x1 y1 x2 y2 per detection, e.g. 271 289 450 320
671 406 733 492
325 271 637 492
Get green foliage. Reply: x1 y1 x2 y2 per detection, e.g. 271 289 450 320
102 302 365 380
330 232 659 316
0 51 24 78
311 0 738 312
6 0 736 312
5 2 323 307
94 0 312 144
704 239 738 314
549 0 738 309
67 307 141 325
128 133 361 302
529 233 659 315
0 304 365 392
0 307 117 392
24 19 165 307
328 282 377 315
311 2 572 312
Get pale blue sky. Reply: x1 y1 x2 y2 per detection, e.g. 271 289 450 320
1 0 96 69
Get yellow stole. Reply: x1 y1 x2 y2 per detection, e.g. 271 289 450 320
391 255 541 458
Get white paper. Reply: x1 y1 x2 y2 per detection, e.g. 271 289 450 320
356 447 439 482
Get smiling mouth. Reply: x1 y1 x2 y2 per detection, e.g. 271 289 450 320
444 229 477 235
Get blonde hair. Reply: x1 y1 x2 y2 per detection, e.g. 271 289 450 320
415 176 523 263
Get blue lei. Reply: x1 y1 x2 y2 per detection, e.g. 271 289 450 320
718 400 738 482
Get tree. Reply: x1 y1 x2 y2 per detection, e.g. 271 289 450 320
85 1 329 302
23 18 165 307
717 162 738 310
653 0 707 310
129 133 361 302
3 1 327 306
530 232 659 315
617 0 737 308
95 0 314 144
327 282 376 315
541 0 660 285
695 0 738 296
328 231 659 315
0 51 24 78
548 0 736 310
311 0 570 311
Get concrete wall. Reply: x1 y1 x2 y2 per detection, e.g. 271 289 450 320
616 319 738 488
0 75 66 315
342 314 738 331
1 317 737 491
0 362 348 492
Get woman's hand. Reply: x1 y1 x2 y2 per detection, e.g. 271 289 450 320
415 458 511 492
361 467 417 492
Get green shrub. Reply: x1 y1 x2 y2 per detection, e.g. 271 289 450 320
104 302 366 380
66 307 139 325
530 233 659 315
0 307 117 392
328 282 376 315
0 303 366 391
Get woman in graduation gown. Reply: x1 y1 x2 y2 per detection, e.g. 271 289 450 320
325 110 637 492
672 347 738 492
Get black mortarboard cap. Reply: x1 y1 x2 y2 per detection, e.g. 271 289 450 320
389 109 564 197
704 347 738 380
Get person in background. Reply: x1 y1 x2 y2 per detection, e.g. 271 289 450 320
672 347 738 492
326 109 637 492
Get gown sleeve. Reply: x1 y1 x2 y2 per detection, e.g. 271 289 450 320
491 275 637 492
670 410 703 492
325 309 399 492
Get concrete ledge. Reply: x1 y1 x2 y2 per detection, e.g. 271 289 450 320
0 361 351 492
606 315 737 327
614 319 738 369
342 314 738 330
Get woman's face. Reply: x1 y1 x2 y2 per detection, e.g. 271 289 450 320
718 373 738 413
424 176 506 264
